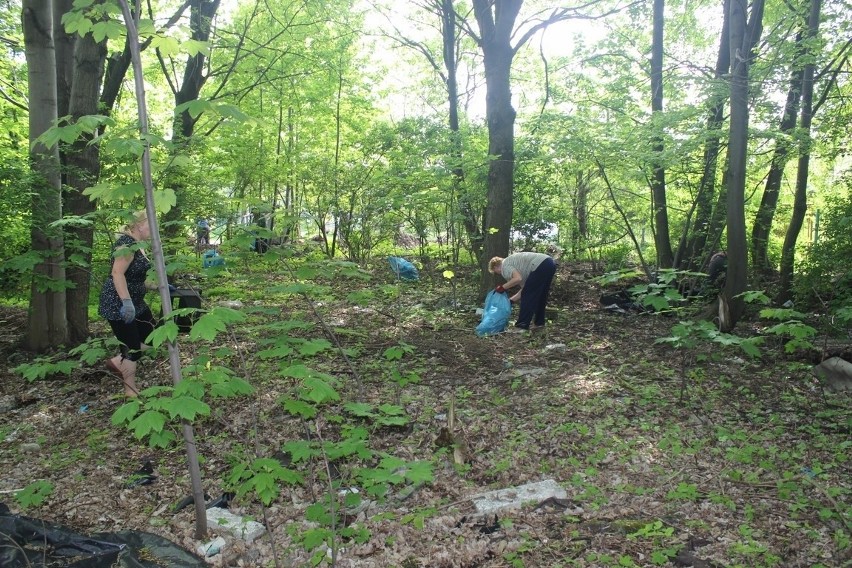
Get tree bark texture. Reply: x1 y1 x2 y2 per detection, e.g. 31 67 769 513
571 170 590 257
53 0 74 118
777 0 821 304
650 0 673 268
750 29 805 274
64 27 107 344
720 0 760 331
473 0 522 292
679 0 729 272
23 0 69 351
720 0 763 331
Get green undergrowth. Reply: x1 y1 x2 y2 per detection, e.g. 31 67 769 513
8 250 850 566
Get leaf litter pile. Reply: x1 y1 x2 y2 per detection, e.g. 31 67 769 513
0 259 849 567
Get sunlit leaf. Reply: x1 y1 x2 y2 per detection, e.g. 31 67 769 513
151 35 181 56
189 312 226 341
301 377 339 404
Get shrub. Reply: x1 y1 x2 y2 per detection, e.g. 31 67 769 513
796 182 852 311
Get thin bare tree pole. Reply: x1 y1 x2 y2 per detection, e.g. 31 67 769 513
117 0 207 539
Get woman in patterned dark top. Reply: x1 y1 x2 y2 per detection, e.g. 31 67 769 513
99 211 154 396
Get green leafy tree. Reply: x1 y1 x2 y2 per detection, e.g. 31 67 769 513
381 0 485 261
468 0 576 293
0 0 29 294
797 183 852 309
677 0 730 272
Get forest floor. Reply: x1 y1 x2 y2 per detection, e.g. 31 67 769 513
0 257 850 568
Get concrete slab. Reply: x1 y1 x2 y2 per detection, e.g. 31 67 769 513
206 507 266 543
813 356 852 392
472 478 567 515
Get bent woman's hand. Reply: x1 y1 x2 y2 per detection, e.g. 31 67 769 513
120 299 136 323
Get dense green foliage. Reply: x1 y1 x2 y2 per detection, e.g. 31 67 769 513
1 0 849 301
0 159 31 296
797 176 852 311
2 0 849 563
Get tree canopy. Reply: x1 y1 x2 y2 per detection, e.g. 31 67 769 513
0 0 849 338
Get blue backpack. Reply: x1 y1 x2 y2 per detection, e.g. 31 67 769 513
476 290 511 336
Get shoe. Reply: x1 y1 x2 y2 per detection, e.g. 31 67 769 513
530 325 545 333
506 326 529 334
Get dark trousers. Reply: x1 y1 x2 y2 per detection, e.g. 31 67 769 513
108 310 156 361
515 258 556 328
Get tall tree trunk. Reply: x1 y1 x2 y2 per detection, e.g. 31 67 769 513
53 0 73 118
572 170 590 257
172 0 221 141
163 0 221 239
473 0 522 292
750 30 805 275
440 0 482 262
23 0 69 352
720 0 765 331
777 0 821 304
468 0 571 291
62 14 107 345
678 0 730 271
650 0 673 268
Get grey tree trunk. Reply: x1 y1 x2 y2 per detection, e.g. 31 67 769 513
23 0 69 351
750 29 805 275
777 0 822 304
650 0 673 268
720 0 765 331
62 9 107 345
473 0 522 292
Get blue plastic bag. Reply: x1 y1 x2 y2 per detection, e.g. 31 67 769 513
388 256 419 281
476 290 511 336
202 249 225 268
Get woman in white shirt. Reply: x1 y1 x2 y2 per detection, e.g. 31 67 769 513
488 252 557 332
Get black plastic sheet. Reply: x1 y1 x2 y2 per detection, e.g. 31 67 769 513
0 503 205 567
